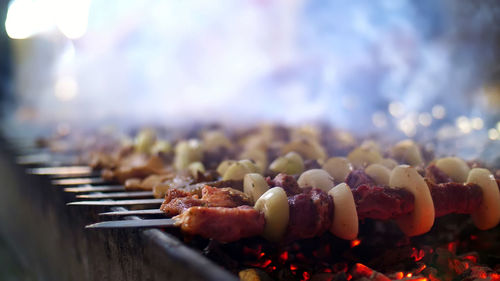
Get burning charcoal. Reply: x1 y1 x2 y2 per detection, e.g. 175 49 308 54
238 268 273 281
350 264 391 281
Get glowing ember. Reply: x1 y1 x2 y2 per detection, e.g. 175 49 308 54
301 271 310 281
350 239 361 248
261 259 272 268
411 247 426 261
415 264 427 274
394 271 404 279
278 251 288 263
446 241 458 253
406 272 413 278
353 263 373 277
290 264 298 271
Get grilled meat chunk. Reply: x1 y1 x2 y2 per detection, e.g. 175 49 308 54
160 185 251 216
346 169 375 189
352 184 415 220
101 154 167 183
426 164 453 184
284 187 334 242
266 173 302 196
427 181 483 217
174 206 265 242
160 189 204 216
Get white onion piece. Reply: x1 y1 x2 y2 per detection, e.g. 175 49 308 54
254 187 289 242
328 183 358 240
435 157 470 183
467 168 500 230
389 165 435 236
243 173 270 203
269 152 304 175
297 169 335 192
391 140 423 166
216 160 236 176
239 159 260 174
347 147 383 168
378 158 398 169
222 162 251 181
365 164 391 186
322 157 353 183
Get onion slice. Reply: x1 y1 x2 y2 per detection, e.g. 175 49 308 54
328 183 358 240
467 168 500 230
254 187 289 242
365 163 391 186
389 165 435 236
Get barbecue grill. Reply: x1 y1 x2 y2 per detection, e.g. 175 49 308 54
0 137 237 281
1 129 500 281
1 1 500 281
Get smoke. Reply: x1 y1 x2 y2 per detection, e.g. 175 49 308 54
5 0 500 141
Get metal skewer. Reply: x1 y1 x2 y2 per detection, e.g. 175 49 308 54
64 185 125 193
86 218 176 229
99 209 164 216
28 166 93 176
52 177 106 186
67 198 164 206
76 191 154 199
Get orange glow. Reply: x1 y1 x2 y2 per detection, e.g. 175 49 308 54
394 272 404 279
346 274 352 280
490 273 500 281
478 271 487 279
412 278 428 281
261 259 271 268
447 241 458 253
406 273 413 278
414 264 427 274
279 251 288 262
353 263 373 277
461 254 478 264
290 264 298 271
259 252 265 258
350 239 361 248
463 262 470 269
411 248 426 261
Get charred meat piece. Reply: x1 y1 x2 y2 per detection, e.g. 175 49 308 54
345 169 375 189
160 185 251 216
426 164 452 184
125 174 175 191
174 206 265 243
160 189 204 216
266 173 302 196
284 188 334 242
352 184 414 220
204 179 244 191
201 185 252 207
427 181 483 217
102 154 167 183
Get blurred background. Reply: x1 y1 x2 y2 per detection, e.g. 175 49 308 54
1 0 499 160
1 0 500 134
0 0 499 278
